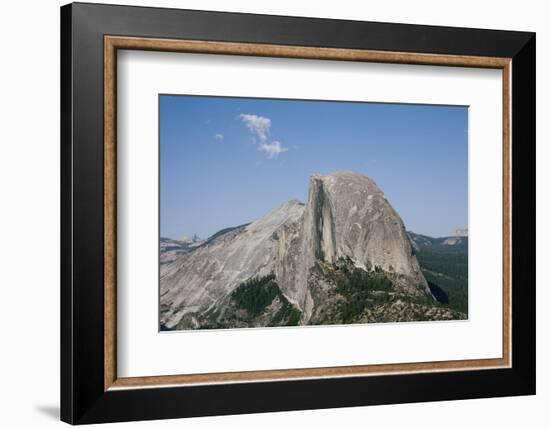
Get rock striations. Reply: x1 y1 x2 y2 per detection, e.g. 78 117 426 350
160 171 460 330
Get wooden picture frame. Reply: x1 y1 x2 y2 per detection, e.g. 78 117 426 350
61 2 535 424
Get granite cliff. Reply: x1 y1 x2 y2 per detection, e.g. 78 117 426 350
160 171 464 330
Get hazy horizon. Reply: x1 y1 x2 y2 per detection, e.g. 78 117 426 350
160 95 468 240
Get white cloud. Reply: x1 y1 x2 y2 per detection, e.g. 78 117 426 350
259 141 288 159
239 114 271 142
214 133 224 141
239 113 289 160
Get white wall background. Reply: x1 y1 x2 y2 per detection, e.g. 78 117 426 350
0 0 546 427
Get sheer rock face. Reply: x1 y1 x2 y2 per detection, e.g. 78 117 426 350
273 171 430 321
160 171 431 328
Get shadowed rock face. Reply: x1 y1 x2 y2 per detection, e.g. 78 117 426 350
160 171 432 328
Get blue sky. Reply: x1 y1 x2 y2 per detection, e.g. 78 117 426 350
160 95 468 239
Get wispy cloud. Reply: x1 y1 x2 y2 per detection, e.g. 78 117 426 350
239 114 271 143
239 113 288 159
259 141 288 159
214 133 224 141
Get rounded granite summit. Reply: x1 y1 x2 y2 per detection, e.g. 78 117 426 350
161 171 433 329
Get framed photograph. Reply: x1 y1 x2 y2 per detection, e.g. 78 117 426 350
60 2 535 424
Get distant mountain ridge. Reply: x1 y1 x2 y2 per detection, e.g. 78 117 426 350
160 171 466 330
408 231 468 252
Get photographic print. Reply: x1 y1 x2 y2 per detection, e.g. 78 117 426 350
159 95 468 331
